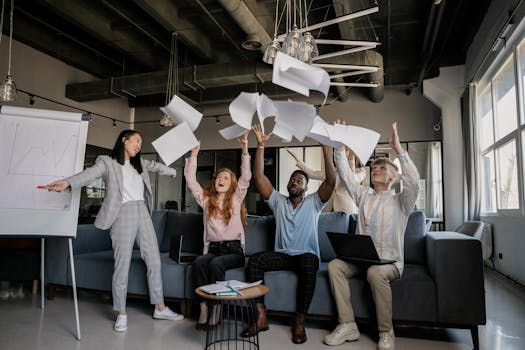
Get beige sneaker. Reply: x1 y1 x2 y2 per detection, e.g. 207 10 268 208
378 329 395 350
324 322 360 346
153 306 184 321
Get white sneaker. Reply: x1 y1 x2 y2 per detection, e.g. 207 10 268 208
378 329 395 350
153 306 184 321
114 314 127 332
324 321 360 346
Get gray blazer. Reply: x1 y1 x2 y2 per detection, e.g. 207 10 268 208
67 155 176 230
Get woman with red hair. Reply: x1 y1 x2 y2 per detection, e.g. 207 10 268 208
184 131 251 330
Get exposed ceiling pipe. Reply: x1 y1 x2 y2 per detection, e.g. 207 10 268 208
217 0 272 53
418 0 446 89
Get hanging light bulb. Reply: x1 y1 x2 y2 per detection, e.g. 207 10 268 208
0 0 16 102
263 36 281 64
159 114 174 128
299 32 318 64
282 26 304 59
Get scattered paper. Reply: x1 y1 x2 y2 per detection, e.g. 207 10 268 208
272 52 330 98
307 116 344 149
229 92 257 129
273 100 316 142
256 93 276 133
272 122 293 142
160 94 203 131
219 124 248 140
327 123 380 165
151 122 199 166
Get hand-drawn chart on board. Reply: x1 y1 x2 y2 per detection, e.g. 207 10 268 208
0 115 80 209
0 106 89 237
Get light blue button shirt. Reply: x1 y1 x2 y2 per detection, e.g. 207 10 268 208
266 189 325 258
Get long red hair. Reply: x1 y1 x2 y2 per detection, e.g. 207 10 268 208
203 168 248 228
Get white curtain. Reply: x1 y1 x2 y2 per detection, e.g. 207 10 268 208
426 142 443 218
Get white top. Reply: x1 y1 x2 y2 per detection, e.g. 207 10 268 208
296 159 366 214
335 149 420 275
122 160 144 203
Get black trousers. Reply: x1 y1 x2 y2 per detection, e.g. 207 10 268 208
246 251 319 314
193 240 245 301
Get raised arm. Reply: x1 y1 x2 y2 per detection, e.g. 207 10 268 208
183 142 206 207
286 148 326 180
389 122 420 214
252 124 273 200
234 131 252 201
316 145 336 202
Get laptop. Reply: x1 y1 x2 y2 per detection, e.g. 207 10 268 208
326 232 396 265
169 235 199 264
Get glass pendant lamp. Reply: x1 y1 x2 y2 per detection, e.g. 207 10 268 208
0 0 16 102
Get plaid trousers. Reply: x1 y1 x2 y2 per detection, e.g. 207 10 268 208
246 251 319 314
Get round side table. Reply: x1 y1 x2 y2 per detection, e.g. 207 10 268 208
195 285 269 350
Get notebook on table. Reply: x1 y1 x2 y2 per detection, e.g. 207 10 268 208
326 232 396 265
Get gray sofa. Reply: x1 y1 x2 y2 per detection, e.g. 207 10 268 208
45 209 485 349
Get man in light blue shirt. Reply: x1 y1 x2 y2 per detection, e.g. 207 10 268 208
240 124 336 344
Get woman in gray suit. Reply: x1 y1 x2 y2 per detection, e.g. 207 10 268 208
47 130 183 332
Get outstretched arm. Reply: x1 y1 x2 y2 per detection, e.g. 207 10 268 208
286 147 326 180
234 131 252 201
252 124 273 200
389 122 420 214
183 141 206 207
316 145 336 202
47 156 106 192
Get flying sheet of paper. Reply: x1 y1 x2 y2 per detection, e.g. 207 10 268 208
219 124 248 140
160 95 203 131
327 123 380 165
256 93 276 133
273 100 316 142
229 92 257 129
272 122 293 142
307 116 344 149
151 122 199 166
272 52 330 98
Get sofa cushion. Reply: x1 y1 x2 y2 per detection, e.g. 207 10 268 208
404 210 427 265
75 225 111 254
160 211 204 253
244 215 275 257
318 211 350 262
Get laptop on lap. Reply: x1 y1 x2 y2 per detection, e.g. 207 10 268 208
326 232 396 265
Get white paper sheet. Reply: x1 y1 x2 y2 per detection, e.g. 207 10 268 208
327 123 380 165
219 124 248 140
273 100 316 142
307 116 344 149
272 122 293 142
160 94 203 131
272 52 330 98
256 93 276 133
229 92 257 129
151 122 199 166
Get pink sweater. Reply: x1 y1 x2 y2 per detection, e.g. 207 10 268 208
184 154 251 254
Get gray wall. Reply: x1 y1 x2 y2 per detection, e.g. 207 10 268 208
135 87 442 153
0 37 131 149
466 0 525 285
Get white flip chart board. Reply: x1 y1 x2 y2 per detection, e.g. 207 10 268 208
0 106 89 237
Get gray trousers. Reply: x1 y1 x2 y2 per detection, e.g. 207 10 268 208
110 201 163 311
328 258 399 331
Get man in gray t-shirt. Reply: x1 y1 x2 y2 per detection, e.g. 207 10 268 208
240 124 336 344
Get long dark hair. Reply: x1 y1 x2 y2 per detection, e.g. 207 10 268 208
109 130 143 174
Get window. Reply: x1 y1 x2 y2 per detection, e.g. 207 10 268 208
477 38 525 215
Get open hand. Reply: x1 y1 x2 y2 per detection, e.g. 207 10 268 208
252 124 272 146
388 122 404 154
190 141 201 157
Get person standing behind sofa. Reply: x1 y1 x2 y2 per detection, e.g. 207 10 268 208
184 131 251 330
286 146 367 214
324 122 420 350
46 129 183 332
240 124 336 344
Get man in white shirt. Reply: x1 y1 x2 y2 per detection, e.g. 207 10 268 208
324 122 420 350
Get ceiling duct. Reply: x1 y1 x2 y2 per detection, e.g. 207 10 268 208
217 0 272 53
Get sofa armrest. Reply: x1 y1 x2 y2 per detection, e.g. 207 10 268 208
73 225 112 254
426 231 486 325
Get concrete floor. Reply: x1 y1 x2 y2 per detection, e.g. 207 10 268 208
0 268 523 350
